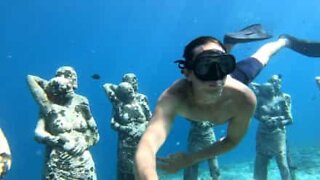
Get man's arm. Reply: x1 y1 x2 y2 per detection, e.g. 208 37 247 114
135 93 177 180
280 93 293 126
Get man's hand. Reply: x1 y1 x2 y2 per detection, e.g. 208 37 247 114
157 152 195 174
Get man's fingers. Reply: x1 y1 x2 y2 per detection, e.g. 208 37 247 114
156 157 170 163
157 164 175 174
156 157 179 174
158 164 177 174
156 157 170 169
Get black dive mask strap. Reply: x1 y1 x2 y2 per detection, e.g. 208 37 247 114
174 60 188 69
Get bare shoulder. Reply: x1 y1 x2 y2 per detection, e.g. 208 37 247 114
226 77 257 110
159 79 188 102
157 79 189 111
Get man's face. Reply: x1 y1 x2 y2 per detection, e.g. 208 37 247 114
186 42 227 90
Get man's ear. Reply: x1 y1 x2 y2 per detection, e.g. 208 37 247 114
183 69 192 81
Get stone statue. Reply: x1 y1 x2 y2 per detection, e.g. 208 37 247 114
0 128 11 178
251 74 295 180
315 76 320 90
184 121 220 180
103 73 151 180
27 66 99 180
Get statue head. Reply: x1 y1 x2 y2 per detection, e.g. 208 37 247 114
116 82 135 103
55 66 78 90
122 73 138 92
45 76 74 103
268 74 282 93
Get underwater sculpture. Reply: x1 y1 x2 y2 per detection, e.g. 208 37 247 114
27 66 99 180
184 121 220 180
103 73 152 180
0 128 11 178
315 76 320 89
251 74 295 180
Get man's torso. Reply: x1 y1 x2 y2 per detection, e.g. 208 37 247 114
167 77 256 125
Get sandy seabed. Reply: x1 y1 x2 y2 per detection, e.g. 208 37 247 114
159 146 320 180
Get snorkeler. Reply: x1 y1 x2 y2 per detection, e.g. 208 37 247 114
184 24 273 180
135 29 320 179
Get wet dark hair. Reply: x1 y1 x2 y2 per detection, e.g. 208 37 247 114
183 36 227 64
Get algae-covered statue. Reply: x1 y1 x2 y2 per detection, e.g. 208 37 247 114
251 74 295 180
27 66 99 180
315 76 320 90
184 121 220 180
0 128 11 179
103 73 152 180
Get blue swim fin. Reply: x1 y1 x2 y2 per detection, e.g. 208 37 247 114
280 34 320 57
224 24 272 44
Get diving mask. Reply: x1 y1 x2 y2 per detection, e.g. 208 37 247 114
175 50 236 81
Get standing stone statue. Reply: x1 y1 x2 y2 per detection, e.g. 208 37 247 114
27 66 99 180
184 121 220 180
0 128 11 179
103 73 152 180
315 76 320 90
251 74 295 180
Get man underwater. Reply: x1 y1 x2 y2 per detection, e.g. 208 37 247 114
135 27 320 179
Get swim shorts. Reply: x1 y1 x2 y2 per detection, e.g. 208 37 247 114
231 57 263 85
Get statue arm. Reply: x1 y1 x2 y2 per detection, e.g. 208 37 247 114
26 75 51 110
0 129 11 156
254 104 270 123
280 94 293 126
141 96 152 121
110 116 131 133
34 115 62 147
79 98 100 147
0 128 11 177
103 83 120 106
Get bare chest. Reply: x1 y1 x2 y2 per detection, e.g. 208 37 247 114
180 101 234 124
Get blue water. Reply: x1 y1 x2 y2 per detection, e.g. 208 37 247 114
1 0 320 179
